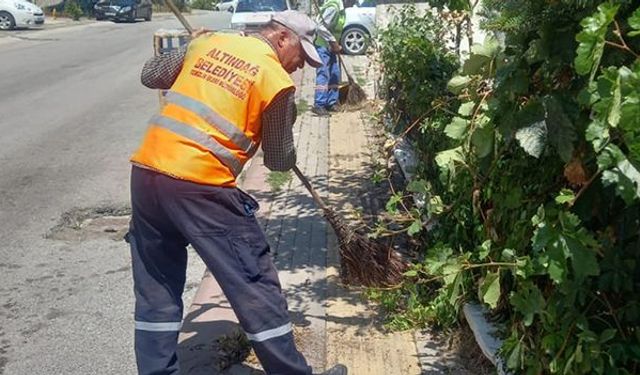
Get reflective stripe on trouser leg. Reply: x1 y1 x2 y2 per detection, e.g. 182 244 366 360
128 166 189 375
314 46 332 108
152 176 312 375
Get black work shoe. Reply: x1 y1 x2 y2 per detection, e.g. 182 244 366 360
315 364 348 375
311 106 331 117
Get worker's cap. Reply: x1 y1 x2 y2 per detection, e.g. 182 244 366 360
271 10 323 68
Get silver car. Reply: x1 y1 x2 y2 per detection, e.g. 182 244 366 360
341 0 376 55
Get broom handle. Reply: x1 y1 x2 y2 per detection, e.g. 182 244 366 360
292 165 330 212
338 54 355 82
164 0 193 33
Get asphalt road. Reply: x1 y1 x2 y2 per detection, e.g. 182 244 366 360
0 11 231 374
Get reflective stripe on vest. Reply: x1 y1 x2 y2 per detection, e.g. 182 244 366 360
150 114 243 176
165 91 259 156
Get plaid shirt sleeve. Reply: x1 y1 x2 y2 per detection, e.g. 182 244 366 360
261 88 297 172
140 45 187 89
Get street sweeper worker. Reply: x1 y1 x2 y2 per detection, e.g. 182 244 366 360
126 10 347 375
311 0 346 117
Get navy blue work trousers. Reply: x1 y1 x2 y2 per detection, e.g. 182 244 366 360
314 46 340 108
126 166 311 375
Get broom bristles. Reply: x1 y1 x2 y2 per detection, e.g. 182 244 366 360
345 81 368 107
323 208 406 287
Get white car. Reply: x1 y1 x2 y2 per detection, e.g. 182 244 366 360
215 0 237 12
341 0 375 55
0 0 44 30
230 0 294 31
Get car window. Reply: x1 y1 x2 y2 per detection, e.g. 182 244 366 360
360 0 375 7
236 0 286 12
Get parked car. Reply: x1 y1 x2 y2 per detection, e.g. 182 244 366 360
0 0 44 30
230 0 294 31
214 0 237 12
341 0 375 55
94 0 152 21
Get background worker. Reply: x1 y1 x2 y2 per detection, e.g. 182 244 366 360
312 0 346 117
127 10 347 375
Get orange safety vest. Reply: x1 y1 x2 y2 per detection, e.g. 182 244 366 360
131 33 294 187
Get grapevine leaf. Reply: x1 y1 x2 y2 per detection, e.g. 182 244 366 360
461 37 501 77
555 189 576 205
607 72 621 127
480 271 501 309
407 219 423 236
546 242 567 284
598 145 640 203
385 193 403 213
477 240 491 261
575 3 619 81
442 263 462 285
471 125 494 158
472 36 501 59
458 101 475 117
462 54 491 76
585 120 609 152
510 283 545 326
406 179 428 194
618 64 640 162
507 340 522 369
515 120 547 158
444 117 469 140
425 245 453 275
428 195 445 215
563 236 599 281
435 147 465 178
448 75 472 94
620 93 640 162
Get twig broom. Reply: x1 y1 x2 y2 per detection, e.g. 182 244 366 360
293 166 406 287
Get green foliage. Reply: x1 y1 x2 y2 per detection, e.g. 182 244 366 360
297 98 310 116
64 0 83 20
374 1 640 373
190 0 217 10
378 5 459 123
266 171 291 192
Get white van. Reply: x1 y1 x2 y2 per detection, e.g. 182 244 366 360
230 0 296 31
0 0 44 30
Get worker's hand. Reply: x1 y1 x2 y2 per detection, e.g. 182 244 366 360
330 42 342 54
191 27 212 39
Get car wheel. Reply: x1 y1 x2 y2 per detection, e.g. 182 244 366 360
144 10 151 21
227 6 233 12
340 26 369 55
0 11 16 30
